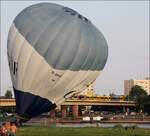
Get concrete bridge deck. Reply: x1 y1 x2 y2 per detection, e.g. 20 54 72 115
62 100 135 106
0 99 135 107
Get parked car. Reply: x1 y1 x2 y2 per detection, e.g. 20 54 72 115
82 116 90 121
93 116 103 121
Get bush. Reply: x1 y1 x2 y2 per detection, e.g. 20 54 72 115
113 124 123 129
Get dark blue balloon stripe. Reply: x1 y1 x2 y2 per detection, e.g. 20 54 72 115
14 88 56 119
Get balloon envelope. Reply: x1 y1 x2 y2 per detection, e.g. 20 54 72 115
7 3 108 118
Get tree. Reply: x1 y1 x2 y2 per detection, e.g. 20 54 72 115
128 85 149 113
5 90 13 99
109 93 116 97
129 85 147 100
135 94 150 113
143 95 150 113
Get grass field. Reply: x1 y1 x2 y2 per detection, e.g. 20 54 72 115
18 126 150 136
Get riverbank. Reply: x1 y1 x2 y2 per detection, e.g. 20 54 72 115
18 126 150 136
58 118 150 124
28 117 150 124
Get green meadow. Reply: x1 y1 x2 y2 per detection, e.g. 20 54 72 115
18 126 150 136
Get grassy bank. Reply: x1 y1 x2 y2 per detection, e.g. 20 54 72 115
18 126 150 136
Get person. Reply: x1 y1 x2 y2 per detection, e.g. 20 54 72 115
14 120 19 127
19 120 22 126
10 123 17 136
5 121 11 136
132 126 135 130
1 123 6 136
125 126 128 131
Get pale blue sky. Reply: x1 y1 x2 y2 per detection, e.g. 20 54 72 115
1 1 149 96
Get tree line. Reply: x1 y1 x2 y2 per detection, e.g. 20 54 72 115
126 85 150 113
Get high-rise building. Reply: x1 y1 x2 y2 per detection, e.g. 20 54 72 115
124 78 150 96
79 83 95 95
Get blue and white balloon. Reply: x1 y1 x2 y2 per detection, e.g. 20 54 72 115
7 3 108 118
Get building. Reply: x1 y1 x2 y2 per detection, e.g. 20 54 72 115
124 78 150 96
79 83 95 95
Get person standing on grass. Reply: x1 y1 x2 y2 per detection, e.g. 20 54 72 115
10 123 17 136
5 121 11 136
1 123 6 136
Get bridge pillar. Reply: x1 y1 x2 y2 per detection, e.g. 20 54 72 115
72 105 78 118
50 109 55 118
61 106 67 118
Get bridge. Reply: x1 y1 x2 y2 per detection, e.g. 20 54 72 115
0 99 16 106
62 100 135 106
0 99 135 107
0 99 135 118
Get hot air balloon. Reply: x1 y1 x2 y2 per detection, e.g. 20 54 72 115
7 3 108 119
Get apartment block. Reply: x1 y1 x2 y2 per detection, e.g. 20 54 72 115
79 83 95 95
124 78 150 96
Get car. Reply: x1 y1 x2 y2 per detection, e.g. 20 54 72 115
93 116 103 121
82 116 90 121
5 113 13 117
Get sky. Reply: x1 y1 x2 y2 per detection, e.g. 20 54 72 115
0 1 149 96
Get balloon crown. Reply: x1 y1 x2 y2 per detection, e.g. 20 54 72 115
62 7 91 23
